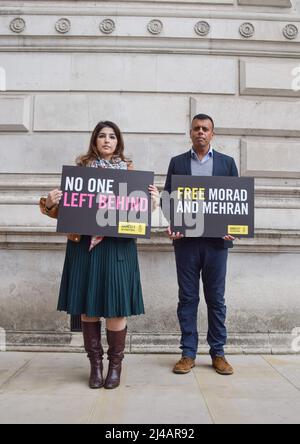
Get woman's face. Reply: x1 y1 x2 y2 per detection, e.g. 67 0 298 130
96 126 118 160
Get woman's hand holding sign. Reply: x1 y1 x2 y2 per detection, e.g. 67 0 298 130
148 184 159 211
46 189 62 210
148 184 159 198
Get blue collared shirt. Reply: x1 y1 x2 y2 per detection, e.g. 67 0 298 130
191 146 213 163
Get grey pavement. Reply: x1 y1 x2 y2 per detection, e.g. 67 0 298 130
0 352 299 424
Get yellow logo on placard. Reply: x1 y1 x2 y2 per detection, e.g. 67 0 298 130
118 222 146 235
228 225 248 235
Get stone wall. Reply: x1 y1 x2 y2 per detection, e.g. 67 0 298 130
0 0 299 353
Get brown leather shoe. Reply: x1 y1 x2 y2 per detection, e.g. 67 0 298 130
212 356 234 375
173 356 195 374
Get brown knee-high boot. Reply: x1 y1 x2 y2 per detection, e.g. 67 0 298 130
104 327 127 389
82 321 104 389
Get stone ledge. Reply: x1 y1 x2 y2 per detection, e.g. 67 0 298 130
0 2 296 19
0 227 300 253
2 331 299 354
1 40 300 59
2 174 300 192
238 0 292 7
1 174 300 208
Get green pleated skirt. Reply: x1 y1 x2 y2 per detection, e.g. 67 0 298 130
57 236 145 318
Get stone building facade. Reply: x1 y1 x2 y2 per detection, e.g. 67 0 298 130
0 0 299 353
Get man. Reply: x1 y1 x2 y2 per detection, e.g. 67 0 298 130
164 114 238 375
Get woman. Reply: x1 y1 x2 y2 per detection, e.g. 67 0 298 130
40 121 158 390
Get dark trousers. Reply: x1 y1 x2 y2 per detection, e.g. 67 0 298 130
174 238 228 359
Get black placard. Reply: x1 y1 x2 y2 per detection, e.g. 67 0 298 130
170 175 254 238
57 166 154 239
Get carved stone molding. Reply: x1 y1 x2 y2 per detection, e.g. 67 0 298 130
194 21 211 37
239 22 255 38
283 24 299 40
55 18 71 34
2 14 300 57
99 19 115 35
9 17 25 34
147 19 163 35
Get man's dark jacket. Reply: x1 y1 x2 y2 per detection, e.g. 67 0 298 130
164 149 239 249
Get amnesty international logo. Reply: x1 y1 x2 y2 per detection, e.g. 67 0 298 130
118 222 146 236
228 225 248 235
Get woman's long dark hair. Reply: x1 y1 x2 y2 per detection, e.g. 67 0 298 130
76 121 125 166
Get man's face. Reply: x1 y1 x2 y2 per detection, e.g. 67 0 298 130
190 119 214 149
